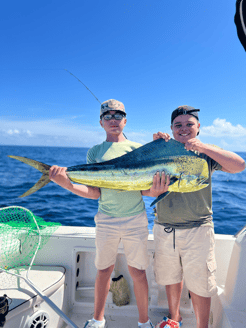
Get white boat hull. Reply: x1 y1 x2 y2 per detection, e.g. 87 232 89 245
1 226 245 328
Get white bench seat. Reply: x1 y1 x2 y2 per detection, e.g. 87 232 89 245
0 266 66 320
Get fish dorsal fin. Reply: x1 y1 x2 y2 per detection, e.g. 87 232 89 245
105 138 197 166
67 138 196 172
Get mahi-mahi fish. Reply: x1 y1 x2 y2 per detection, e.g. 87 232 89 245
8 138 209 206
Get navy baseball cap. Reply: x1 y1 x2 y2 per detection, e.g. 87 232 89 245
171 105 200 124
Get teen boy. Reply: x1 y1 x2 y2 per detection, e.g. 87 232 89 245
49 99 169 328
152 106 245 328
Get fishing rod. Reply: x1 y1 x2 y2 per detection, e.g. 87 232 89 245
65 69 128 139
64 69 101 104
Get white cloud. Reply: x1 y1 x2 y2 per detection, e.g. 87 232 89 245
201 118 246 137
6 128 33 137
1 116 245 151
0 116 154 147
0 117 106 147
7 129 20 135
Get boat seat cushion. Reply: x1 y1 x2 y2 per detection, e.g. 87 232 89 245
0 266 66 312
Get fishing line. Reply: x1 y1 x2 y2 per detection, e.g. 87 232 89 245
64 69 101 104
65 69 127 139
2 68 127 138
1 68 101 104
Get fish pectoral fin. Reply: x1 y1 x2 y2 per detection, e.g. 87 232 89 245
197 183 209 190
169 176 178 186
178 173 182 188
150 191 170 207
198 177 208 186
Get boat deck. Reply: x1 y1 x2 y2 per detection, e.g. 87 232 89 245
66 307 197 328
2 227 242 328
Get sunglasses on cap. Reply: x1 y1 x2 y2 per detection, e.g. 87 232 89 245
171 108 200 124
101 112 126 121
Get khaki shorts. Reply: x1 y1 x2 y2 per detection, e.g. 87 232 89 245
153 224 217 298
95 211 149 270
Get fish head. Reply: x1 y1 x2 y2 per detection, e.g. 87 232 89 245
168 155 209 193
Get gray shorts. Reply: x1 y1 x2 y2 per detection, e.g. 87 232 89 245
94 211 149 270
154 224 217 298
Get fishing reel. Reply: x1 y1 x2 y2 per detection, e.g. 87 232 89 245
0 294 11 328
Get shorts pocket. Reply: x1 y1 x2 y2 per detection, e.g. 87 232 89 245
207 259 216 273
207 258 217 294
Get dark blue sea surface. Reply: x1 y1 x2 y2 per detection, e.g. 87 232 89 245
0 145 245 235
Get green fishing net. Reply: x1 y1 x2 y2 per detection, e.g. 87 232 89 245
0 206 61 270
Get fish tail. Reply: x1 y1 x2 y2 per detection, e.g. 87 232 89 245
8 155 51 197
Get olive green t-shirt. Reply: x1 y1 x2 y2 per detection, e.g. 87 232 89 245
155 153 222 229
87 140 145 217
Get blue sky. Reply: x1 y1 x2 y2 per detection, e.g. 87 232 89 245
1 0 246 151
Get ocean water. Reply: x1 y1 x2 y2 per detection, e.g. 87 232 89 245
0 145 245 235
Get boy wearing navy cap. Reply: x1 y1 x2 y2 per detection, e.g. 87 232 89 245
152 106 245 328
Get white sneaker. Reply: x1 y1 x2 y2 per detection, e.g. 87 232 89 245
83 318 106 328
138 320 154 328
